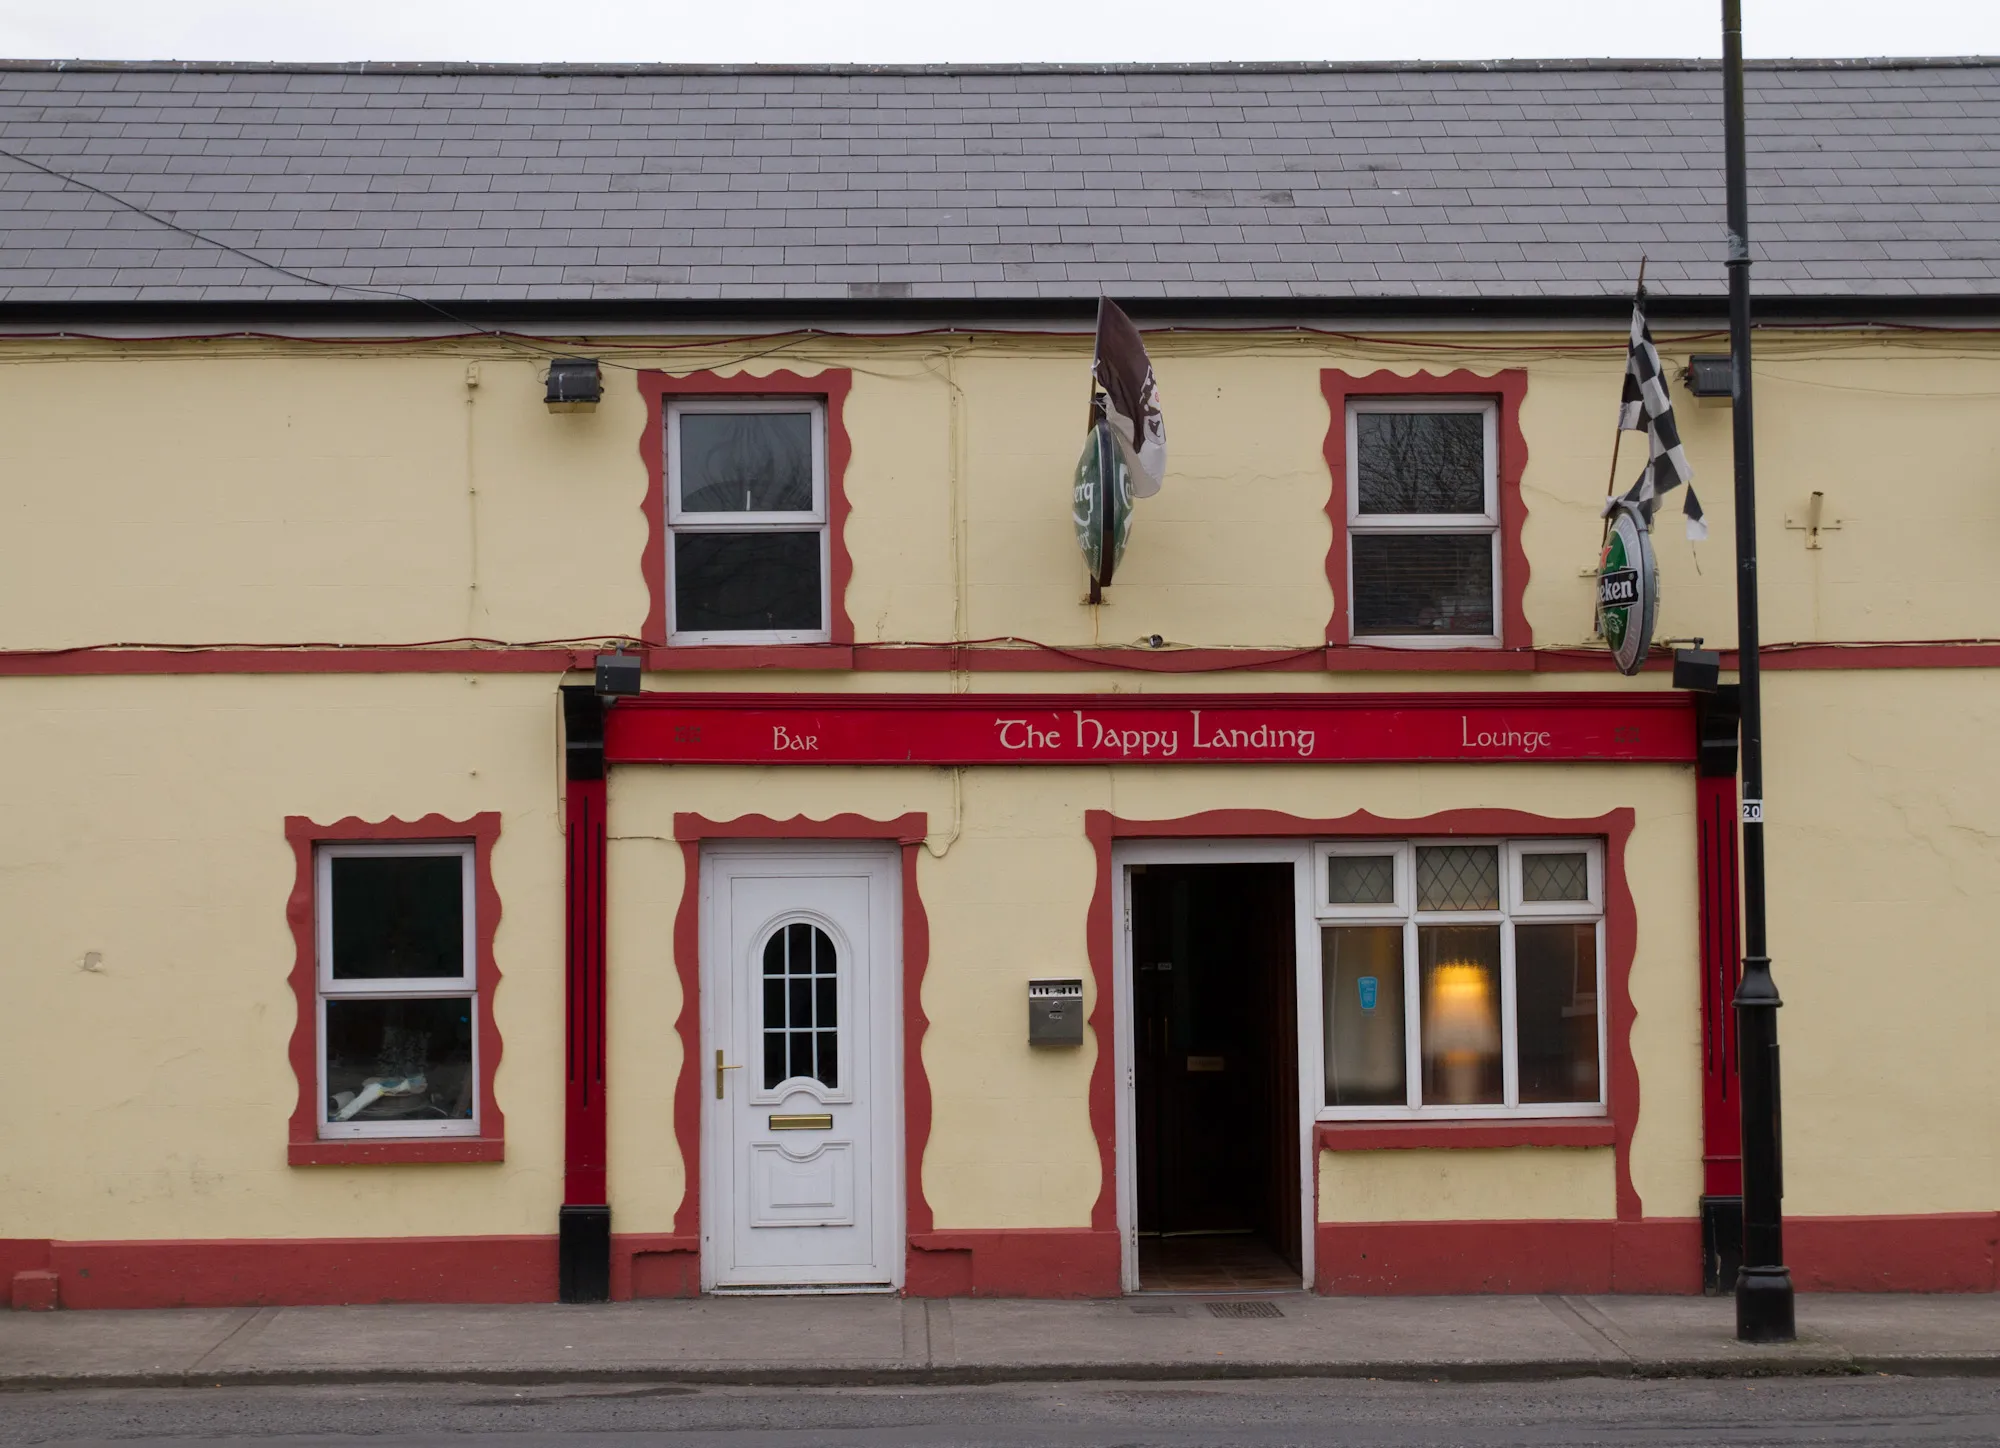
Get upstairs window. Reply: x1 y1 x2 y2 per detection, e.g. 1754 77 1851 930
1345 400 1499 645
667 398 830 644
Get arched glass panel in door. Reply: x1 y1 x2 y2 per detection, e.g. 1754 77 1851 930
761 922 838 1089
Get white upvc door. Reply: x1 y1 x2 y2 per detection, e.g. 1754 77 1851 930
700 845 902 1291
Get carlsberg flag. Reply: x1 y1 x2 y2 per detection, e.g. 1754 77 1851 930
1604 295 1707 542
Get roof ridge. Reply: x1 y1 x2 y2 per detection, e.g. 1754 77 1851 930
3 56 1999 77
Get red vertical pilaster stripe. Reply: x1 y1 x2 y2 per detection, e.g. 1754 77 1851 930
1697 772 1744 1197
565 776 609 1205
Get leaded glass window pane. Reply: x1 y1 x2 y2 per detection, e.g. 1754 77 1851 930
761 921 839 1089
1328 854 1396 907
1521 852 1589 903
1416 845 1499 911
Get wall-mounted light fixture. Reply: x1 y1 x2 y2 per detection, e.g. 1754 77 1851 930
1683 354 1734 398
545 357 604 413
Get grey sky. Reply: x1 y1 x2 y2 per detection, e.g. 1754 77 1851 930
3 0 1998 65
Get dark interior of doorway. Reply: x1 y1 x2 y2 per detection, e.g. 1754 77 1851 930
1130 863 1302 1292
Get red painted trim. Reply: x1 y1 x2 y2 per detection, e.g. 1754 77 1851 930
609 1233 701 1301
1791 1214 2000 1293
1320 368 1531 651
670 839 704 1242
636 367 856 650
1696 773 1744 1197
667 813 933 1280
1315 1218 1702 1295
1317 1120 1615 1152
565 778 609 1204
1083 812 1120 1234
9 639 2000 677
11 1214 1987 1308
10 1270 59 1311
607 691 1697 768
1088 806 1643 1247
906 1228 1122 1298
644 644 857 672
33 1236 557 1309
287 1138 505 1166
0 647 591 676
283 813 505 1168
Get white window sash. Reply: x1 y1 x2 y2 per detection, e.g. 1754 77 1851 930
665 397 833 645
1345 398 1501 648
314 841 480 1139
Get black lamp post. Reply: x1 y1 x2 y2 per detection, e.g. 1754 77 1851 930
1721 0 1796 1344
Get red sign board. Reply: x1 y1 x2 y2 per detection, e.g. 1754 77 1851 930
604 692 1695 767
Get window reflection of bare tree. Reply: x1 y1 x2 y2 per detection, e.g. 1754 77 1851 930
1357 414 1483 514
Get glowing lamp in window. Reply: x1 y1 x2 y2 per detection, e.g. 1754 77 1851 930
1423 959 1500 1105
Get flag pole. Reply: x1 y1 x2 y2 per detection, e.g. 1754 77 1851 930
1602 257 1648 504
1722 0 1795 1344
1594 257 1648 640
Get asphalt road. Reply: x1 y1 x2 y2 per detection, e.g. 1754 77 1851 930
3 1376 2000 1447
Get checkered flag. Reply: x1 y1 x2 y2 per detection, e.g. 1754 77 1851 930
1605 296 1707 541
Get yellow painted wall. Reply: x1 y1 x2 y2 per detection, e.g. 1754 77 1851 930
1760 670 2000 1216
1318 1149 1617 1222
0 673 566 1240
4 330 1998 653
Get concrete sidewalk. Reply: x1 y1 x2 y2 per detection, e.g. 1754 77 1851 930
3 1293 1997 1391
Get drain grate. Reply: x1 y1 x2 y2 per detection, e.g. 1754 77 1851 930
1128 1302 1180 1315
1207 1300 1284 1319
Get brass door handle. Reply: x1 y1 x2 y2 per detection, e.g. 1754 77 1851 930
715 1049 742 1100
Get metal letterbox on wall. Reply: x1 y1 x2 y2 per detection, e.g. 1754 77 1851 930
1028 978 1085 1046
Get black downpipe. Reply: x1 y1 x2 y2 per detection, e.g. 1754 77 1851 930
1722 0 1796 1344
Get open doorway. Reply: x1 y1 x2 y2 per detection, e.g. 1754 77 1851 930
1129 862 1303 1292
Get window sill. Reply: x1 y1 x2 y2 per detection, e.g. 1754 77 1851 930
1325 646 1529 672
1316 1119 1615 1152
646 644 855 672
289 1136 505 1166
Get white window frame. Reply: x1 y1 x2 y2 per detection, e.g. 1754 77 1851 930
1345 397 1501 649
314 841 479 1140
1316 837 1606 1122
666 396 831 646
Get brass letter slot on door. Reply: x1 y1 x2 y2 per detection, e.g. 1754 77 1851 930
768 1113 835 1131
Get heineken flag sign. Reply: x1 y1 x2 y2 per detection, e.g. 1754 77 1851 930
1076 298 1165 596
1597 501 1658 676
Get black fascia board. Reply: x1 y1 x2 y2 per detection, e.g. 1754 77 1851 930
2 292 1997 331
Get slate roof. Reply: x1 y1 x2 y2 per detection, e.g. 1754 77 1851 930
1 59 1997 308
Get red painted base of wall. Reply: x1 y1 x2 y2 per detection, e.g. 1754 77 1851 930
907 1229 1122 1298
5 1216 1995 1307
611 1234 701 1300
1317 1219 1704 1295
0 1236 557 1309
1790 1214 2000 1293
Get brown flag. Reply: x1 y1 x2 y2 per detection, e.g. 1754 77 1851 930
1089 298 1166 498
